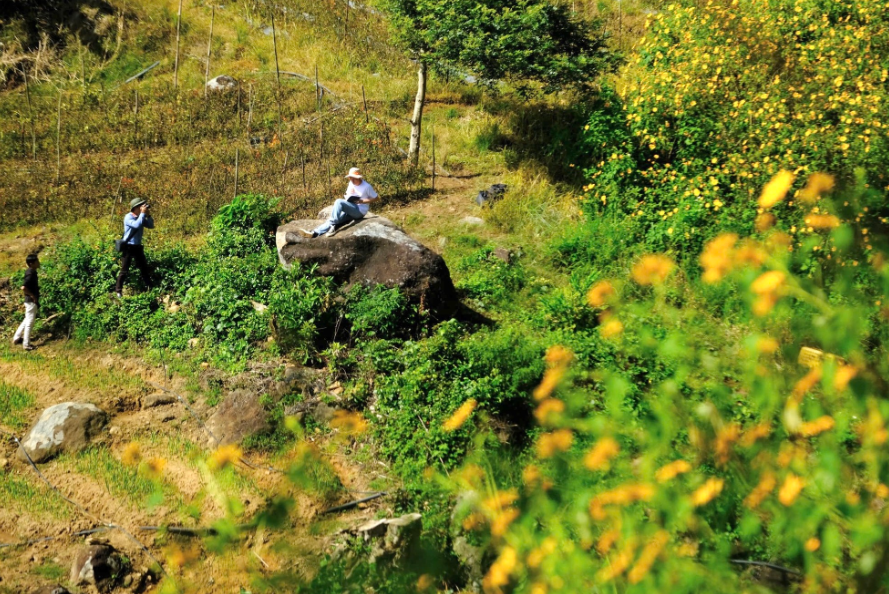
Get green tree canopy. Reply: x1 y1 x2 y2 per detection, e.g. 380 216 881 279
386 0 618 92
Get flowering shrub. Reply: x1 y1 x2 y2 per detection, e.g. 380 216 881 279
584 0 889 256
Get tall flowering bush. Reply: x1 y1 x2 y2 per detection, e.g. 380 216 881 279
584 0 889 255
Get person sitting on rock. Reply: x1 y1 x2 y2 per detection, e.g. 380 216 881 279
299 167 379 238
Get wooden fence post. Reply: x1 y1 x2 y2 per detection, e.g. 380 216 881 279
362 85 369 123
234 148 240 199
23 67 36 160
204 5 215 97
431 125 436 191
56 91 62 189
173 0 183 88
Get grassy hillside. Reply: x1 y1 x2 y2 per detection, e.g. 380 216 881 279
5 1 889 594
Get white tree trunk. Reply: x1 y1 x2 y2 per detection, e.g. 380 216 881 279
408 61 427 168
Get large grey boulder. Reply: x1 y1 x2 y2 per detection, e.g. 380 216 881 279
277 214 458 317
70 544 129 592
18 403 108 463
205 390 270 446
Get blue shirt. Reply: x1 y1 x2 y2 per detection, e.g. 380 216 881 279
123 212 154 245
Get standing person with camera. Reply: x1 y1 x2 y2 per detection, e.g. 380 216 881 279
115 197 154 298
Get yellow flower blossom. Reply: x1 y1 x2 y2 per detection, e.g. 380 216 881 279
804 213 841 229
798 415 835 437
209 443 242 471
482 546 517 594
756 337 779 354
144 457 167 478
778 474 805 506
583 437 620 471
590 483 655 520
805 538 821 552
596 527 621 555
483 489 519 513
527 537 558 568
700 233 738 283
491 508 520 537
597 541 636 582
587 280 616 308
755 212 776 232
443 399 477 432
600 318 624 339
745 472 776 509
330 410 369 435
632 254 675 286
533 367 565 401
655 459 692 483
536 429 573 459
416 574 434 591
759 170 795 208
544 345 574 367
739 423 772 447
833 365 857 391
534 398 565 424
751 270 786 295
628 530 669 584
799 173 835 203
462 513 486 531
691 478 725 506
791 368 822 402
121 442 142 466
715 424 740 465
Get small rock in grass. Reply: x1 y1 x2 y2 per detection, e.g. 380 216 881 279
71 544 129 592
141 393 176 409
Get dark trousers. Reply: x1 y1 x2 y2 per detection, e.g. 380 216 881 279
116 244 152 293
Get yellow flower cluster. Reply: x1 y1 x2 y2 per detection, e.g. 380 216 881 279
534 398 565 425
536 429 573 459
655 459 691 483
745 471 776 509
627 530 670 584
483 546 517 594
759 170 795 209
691 478 725 507
583 437 620 471
700 233 768 283
589 483 655 520
587 280 616 308
778 473 806 506
797 415 835 437
632 254 675 286
122 442 142 466
751 270 786 316
330 409 369 435
209 443 242 471
443 398 477 432
533 346 574 401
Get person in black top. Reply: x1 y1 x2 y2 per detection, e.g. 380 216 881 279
12 253 40 351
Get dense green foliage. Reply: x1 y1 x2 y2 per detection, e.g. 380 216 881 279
384 0 618 91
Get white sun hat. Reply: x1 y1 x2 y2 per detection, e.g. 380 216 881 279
345 167 364 179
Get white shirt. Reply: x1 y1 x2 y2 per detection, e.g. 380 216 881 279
346 180 379 216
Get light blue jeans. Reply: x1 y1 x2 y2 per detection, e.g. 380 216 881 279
312 199 364 235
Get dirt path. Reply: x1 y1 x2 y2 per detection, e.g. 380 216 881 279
0 342 393 593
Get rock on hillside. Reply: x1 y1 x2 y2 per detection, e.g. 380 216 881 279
18 402 108 463
277 214 458 317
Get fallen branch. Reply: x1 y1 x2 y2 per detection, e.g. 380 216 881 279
320 491 387 515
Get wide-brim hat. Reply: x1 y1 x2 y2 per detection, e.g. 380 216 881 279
129 198 147 210
344 167 363 179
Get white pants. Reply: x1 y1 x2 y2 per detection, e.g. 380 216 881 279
13 302 38 347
